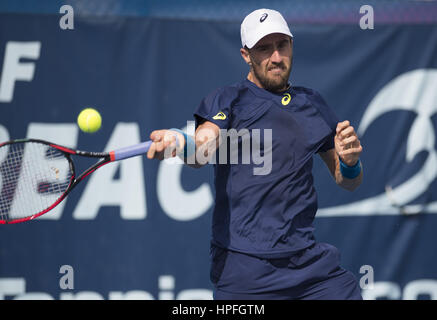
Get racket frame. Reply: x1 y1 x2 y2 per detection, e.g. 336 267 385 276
0 138 112 224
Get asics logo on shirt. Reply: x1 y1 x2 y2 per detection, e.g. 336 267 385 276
281 93 291 106
213 112 227 120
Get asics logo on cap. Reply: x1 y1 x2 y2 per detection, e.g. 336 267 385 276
241 9 293 49
260 13 268 22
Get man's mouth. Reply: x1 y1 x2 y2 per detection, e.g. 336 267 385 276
268 65 284 73
268 69 284 77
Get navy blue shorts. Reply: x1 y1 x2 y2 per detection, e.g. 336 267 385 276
210 243 362 300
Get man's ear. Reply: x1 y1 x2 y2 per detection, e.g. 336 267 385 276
240 47 252 66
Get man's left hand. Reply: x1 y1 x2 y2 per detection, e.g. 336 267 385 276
335 120 363 166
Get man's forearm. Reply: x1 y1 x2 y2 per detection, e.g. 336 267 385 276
335 160 363 191
182 133 219 168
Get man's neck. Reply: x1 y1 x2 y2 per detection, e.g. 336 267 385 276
247 73 290 93
247 72 262 89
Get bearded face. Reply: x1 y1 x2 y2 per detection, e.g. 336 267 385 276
243 33 293 93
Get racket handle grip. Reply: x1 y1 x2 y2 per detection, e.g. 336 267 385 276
112 141 152 161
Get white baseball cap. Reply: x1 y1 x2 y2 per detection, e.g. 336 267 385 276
241 9 293 49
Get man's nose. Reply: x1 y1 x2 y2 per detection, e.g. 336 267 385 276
270 49 282 63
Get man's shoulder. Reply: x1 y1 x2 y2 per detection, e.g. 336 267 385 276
293 86 338 127
207 80 247 97
292 86 321 97
202 80 249 105
292 86 330 108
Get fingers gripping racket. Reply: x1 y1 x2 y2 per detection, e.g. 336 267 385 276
0 138 152 224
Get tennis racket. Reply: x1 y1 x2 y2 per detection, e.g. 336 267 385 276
0 138 152 224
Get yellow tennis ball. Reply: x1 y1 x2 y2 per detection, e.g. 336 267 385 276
77 108 102 133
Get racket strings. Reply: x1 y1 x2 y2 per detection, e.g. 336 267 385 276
0 146 24 218
0 142 72 221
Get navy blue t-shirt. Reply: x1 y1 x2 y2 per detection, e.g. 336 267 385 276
194 79 338 258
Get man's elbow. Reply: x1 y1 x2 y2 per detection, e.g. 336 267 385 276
186 163 205 169
341 183 360 192
337 173 363 192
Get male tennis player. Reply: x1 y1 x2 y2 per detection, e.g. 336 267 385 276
147 8 363 300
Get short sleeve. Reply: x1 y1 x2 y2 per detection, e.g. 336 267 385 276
193 86 239 130
309 89 339 153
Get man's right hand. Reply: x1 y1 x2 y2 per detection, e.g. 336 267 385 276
146 129 184 160
146 121 220 166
